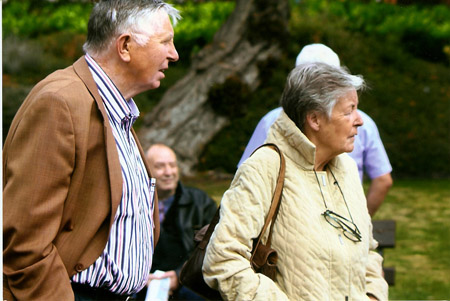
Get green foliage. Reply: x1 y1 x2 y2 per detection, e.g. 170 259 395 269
174 1 235 64
1 1 233 140
330 1 450 38
2 0 450 178
2 1 92 38
208 75 250 118
199 56 294 172
308 0 450 63
201 0 450 178
247 0 290 46
134 1 235 117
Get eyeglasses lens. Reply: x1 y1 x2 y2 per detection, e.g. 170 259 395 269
322 210 361 242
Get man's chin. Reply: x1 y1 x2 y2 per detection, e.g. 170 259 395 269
148 81 161 90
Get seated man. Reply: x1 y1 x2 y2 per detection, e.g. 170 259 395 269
139 143 217 300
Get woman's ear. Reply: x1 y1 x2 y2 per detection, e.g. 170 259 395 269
116 34 132 62
306 112 321 132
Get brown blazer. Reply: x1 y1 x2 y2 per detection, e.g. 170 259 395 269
3 56 160 301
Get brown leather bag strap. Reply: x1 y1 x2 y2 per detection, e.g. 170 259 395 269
250 143 286 261
198 206 221 250
198 144 285 254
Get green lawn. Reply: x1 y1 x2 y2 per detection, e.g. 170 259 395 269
373 179 450 300
183 175 450 300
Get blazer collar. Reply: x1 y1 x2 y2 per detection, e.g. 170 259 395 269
72 56 158 241
73 56 123 227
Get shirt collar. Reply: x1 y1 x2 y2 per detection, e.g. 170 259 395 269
85 53 140 123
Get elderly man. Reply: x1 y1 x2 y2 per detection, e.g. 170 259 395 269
238 44 393 217
3 1 179 300
139 144 217 300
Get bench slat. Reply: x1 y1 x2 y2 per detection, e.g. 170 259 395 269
372 219 396 286
373 220 396 248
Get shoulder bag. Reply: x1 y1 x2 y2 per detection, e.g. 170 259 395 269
179 143 286 300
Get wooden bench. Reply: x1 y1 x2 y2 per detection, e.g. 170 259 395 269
372 220 396 286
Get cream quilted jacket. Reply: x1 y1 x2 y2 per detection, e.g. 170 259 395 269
203 111 389 300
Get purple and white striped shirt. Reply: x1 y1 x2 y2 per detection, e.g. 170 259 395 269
71 54 155 295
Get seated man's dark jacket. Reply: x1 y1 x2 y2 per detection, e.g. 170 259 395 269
151 182 217 276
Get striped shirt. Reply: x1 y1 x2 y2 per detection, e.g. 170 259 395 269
71 54 155 295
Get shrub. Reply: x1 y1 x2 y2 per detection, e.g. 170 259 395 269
2 1 92 38
174 1 235 64
2 1 233 140
200 0 450 178
3 0 449 178
2 36 46 75
323 0 450 64
199 57 294 172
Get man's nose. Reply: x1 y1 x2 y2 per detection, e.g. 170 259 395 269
168 42 179 62
162 165 172 175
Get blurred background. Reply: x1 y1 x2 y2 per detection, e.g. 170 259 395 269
2 0 450 299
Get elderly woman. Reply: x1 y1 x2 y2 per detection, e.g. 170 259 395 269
202 63 388 300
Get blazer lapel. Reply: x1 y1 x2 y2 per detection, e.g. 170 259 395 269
73 56 123 227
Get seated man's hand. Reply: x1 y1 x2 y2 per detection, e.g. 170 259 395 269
148 270 179 295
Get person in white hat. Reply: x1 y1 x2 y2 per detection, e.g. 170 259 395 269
238 43 393 217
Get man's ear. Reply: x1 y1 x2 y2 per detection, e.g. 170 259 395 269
116 34 132 62
306 111 321 132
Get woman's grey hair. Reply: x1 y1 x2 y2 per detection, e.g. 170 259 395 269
83 0 180 57
280 62 365 132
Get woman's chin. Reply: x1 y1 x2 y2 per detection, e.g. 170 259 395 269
344 144 355 153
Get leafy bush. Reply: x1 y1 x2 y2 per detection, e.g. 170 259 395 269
201 0 450 178
2 0 449 178
2 36 46 75
199 57 294 172
134 1 235 116
2 2 92 38
317 0 450 64
174 1 235 64
2 0 234 140
290 0 450 178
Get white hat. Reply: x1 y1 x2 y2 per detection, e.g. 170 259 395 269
295 43 340 67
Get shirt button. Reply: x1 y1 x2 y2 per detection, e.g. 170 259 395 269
75 264 84 272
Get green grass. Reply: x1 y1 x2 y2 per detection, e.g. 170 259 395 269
182 172 233 204
373 179 450 300
183 175 450 300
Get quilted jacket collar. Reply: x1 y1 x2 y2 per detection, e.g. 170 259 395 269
267 110 345 172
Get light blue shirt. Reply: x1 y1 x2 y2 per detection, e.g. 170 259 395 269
238 107 392 181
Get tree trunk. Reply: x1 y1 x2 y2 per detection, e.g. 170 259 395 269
139 0 290 175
